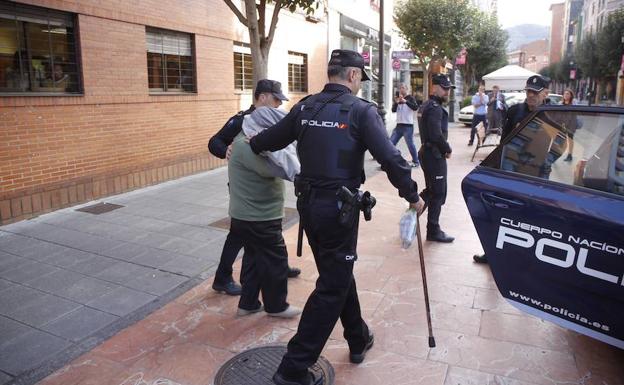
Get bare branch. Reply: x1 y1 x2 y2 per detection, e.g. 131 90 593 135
223 0 248 25
266 0 283 46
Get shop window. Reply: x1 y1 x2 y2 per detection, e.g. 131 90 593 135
234 42 253 91
146 27 195 93
0 2 80 94
288 51 307 93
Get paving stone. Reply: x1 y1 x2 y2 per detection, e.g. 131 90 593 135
53 277 117 303
0 261 60 284
0 371 12 385
24 269 86 293
124 270 188 296
0 285 42 313
69 255 118 277
40 247 98 269
95 261 157 285
8 293 80 328
0 252 31 273
86 286 156 316
103 242 152 261
0 315 31 346
0 279 13 292
129 248 180 269
0 329 71 375
159 255 208 277
42 306 118 342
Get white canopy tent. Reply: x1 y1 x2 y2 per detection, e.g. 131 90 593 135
482 65 538 91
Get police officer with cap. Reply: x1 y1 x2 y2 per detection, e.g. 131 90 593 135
250 49 425 385
417 73 455 243
473 74 550 264
208 79 301 295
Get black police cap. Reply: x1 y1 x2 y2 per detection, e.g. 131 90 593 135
255 79 289 101
328 49 371 81
524 75 551 92
432 73 455 89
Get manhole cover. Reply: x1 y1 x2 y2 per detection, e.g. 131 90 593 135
76 202 124 214
209 208 299 230
213 344 334 385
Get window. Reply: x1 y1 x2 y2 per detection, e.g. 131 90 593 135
0 2 80 94
489 109 624 196
146 27 195 93
233 42 253 91
288 51 307 93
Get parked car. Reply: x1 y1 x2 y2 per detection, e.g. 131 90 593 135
458 93 564 127
462 105 624 349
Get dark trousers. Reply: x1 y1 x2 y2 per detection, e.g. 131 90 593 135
277 194 369 379
230 218 289 313
390 123 419 163
470 114 488 143
213 230 244 285
418 149 447 234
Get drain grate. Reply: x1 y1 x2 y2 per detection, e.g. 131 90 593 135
213 344 334 385
209 207 299 230
76 202 124 215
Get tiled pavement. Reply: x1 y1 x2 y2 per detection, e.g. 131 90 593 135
2 122 623 385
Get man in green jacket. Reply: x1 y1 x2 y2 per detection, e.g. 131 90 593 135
228 113 301 318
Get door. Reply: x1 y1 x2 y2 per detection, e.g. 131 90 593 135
462 106 624 349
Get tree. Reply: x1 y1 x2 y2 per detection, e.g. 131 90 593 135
458 12 508 96
395 0 477 95
597 9 624 77
223 0 321 85
575 33 600 79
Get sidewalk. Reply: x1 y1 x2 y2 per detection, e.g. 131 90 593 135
2 123 623 385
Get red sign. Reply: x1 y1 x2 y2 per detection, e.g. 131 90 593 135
361 51 370 64
621 54 624 72
392 59 401 71
570 69 576 80
455 48 467 65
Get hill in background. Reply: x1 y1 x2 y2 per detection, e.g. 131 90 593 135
505 24 550 51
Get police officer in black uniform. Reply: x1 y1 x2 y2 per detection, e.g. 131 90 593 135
417 74 455 243
473 74 551 264
249 50 425 385
208 79 300 295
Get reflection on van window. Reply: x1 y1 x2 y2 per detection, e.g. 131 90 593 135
500 110 624 196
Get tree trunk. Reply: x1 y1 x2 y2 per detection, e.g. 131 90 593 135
243 0 272 86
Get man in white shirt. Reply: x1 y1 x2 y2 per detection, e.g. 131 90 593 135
390 84 420 167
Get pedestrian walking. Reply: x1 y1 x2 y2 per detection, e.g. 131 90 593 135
249 49 425 385
390 83 420 167
417 73 455 243
208 79 301 295
468 84 488 146
487 85 506 132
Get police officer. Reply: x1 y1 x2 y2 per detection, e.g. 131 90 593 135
417 74 455 243
208 79 300 295
249 50 425 385
473 74 550 264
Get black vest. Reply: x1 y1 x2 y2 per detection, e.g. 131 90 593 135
297 93 366 187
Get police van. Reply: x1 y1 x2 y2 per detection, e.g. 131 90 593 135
462 105 624 349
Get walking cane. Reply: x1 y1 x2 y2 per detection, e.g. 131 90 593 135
415 213 436 348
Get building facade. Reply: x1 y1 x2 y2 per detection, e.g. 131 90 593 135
580 0 624 37
0 0 328 224
549 2 565 64
519 39 550 73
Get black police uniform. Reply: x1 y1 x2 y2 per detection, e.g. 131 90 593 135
501 102 530 141
208 106 254 289
417 94 452 240
250 81 421 384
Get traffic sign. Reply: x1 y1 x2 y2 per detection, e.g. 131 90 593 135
392 59 401 71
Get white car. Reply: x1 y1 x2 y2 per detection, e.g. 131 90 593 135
458 92 563 126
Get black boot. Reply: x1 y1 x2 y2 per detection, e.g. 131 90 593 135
473 254 488 264
273 370 323 385
287 266 301 278
426 230 455 243
349 330 375 364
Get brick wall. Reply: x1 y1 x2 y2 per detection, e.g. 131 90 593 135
0 0 328 224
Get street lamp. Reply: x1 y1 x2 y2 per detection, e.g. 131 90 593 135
377 0 386 124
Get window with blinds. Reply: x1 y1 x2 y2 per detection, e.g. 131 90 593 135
288 51 307 93
0 2 80 94
146 27 195 93
234 42 253 91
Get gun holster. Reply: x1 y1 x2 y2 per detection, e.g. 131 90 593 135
336 186 376 227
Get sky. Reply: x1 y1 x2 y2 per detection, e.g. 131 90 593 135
496 0 562 29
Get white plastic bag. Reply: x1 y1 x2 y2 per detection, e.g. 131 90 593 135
399 209 418 249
